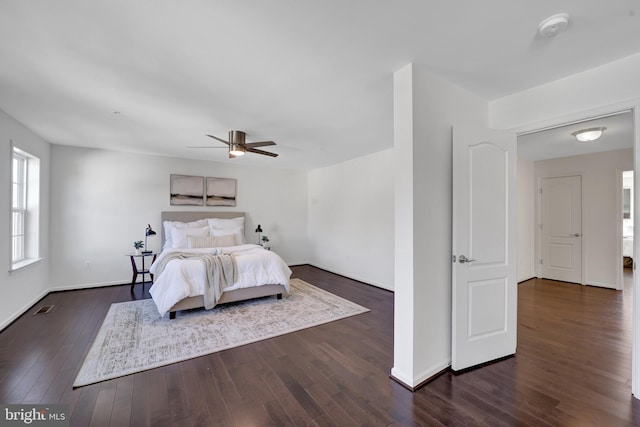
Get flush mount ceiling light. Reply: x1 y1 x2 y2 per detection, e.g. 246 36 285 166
538 13 570 37
572 127 607 142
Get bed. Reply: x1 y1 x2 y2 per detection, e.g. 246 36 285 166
149 211 291 319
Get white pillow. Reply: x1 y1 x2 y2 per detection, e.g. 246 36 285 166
188 234 239 248
208 217 245 243
163 219 209 249
170 226 210 249
210 227 243 245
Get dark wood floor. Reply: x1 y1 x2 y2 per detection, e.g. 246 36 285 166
1 265 640 426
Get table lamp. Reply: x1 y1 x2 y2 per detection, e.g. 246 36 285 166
255 224 263 245
143 224 156 254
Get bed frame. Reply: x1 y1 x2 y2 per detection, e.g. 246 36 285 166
160 211 286 319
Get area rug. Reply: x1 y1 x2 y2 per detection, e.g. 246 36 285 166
73 278 369 387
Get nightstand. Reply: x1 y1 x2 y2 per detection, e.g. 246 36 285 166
127 252 157 292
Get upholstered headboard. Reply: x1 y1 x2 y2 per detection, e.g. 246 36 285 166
160 211 246 245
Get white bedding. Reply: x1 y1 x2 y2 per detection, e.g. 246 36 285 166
149 244 292 315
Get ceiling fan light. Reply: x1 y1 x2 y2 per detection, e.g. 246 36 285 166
229 142 246 156
572 127 606 142
229 144 245 157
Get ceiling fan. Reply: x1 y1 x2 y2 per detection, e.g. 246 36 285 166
189 130 278 158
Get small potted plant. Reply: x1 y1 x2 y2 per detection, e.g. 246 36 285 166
133 240 144 255
261 235 270 250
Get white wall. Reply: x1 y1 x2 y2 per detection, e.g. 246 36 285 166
392 63 488 388
0 110 51 330
535 149 633 289
490 52 640 130
49 145 308 289
517 156 536 282
308 149 394 289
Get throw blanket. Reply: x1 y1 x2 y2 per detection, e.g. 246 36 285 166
153 252 236 309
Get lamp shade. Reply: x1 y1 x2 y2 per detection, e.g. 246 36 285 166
145 224 157 236
572 127 606 142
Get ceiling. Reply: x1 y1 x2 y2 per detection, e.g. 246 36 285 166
518 110 635 161
1 1 639 170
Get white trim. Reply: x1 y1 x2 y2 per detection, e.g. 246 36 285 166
585 281 619 289
390 358 450 389
309 262 394 291
413 359 451 385
512 99 640 137
617 168 623 291
9 143 40 267
0 279 136 332
9 257 43 272
390 367 414 387
632 102 640 398
7 140 13 274
517 109 633 136
616 168 628 291
49 279 132 292
0 289 49 332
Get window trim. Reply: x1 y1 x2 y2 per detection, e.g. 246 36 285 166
9 142 41 272
10 257 43 272
12 150 27 263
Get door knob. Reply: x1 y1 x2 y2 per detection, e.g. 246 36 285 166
570 233 580 237
458 255 476 263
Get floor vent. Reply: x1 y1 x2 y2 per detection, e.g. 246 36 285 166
34 305 54 315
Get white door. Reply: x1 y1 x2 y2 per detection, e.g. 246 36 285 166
452 125 517 371
541 176 582 283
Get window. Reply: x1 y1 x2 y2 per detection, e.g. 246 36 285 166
11 146 40 270
12 150 27 262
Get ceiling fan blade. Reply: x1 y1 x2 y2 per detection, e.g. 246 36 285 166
244 141 276 148
247 147 279 157
187 146 227 148
205 134 230 145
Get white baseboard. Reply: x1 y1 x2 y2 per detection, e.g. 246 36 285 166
49 279 129 292
308 263 394 291
414 359 451 386
0 289 49 332
390 367 414 387
391 359 451 389
585 281 617 290
0 279 130 332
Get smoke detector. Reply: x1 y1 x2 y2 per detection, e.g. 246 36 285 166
538 13 570 37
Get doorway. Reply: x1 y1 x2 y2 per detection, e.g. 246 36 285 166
518 110 635 289
517 107 636 395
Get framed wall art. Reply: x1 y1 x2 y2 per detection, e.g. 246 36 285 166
206 177 237 206
170 174 204 206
